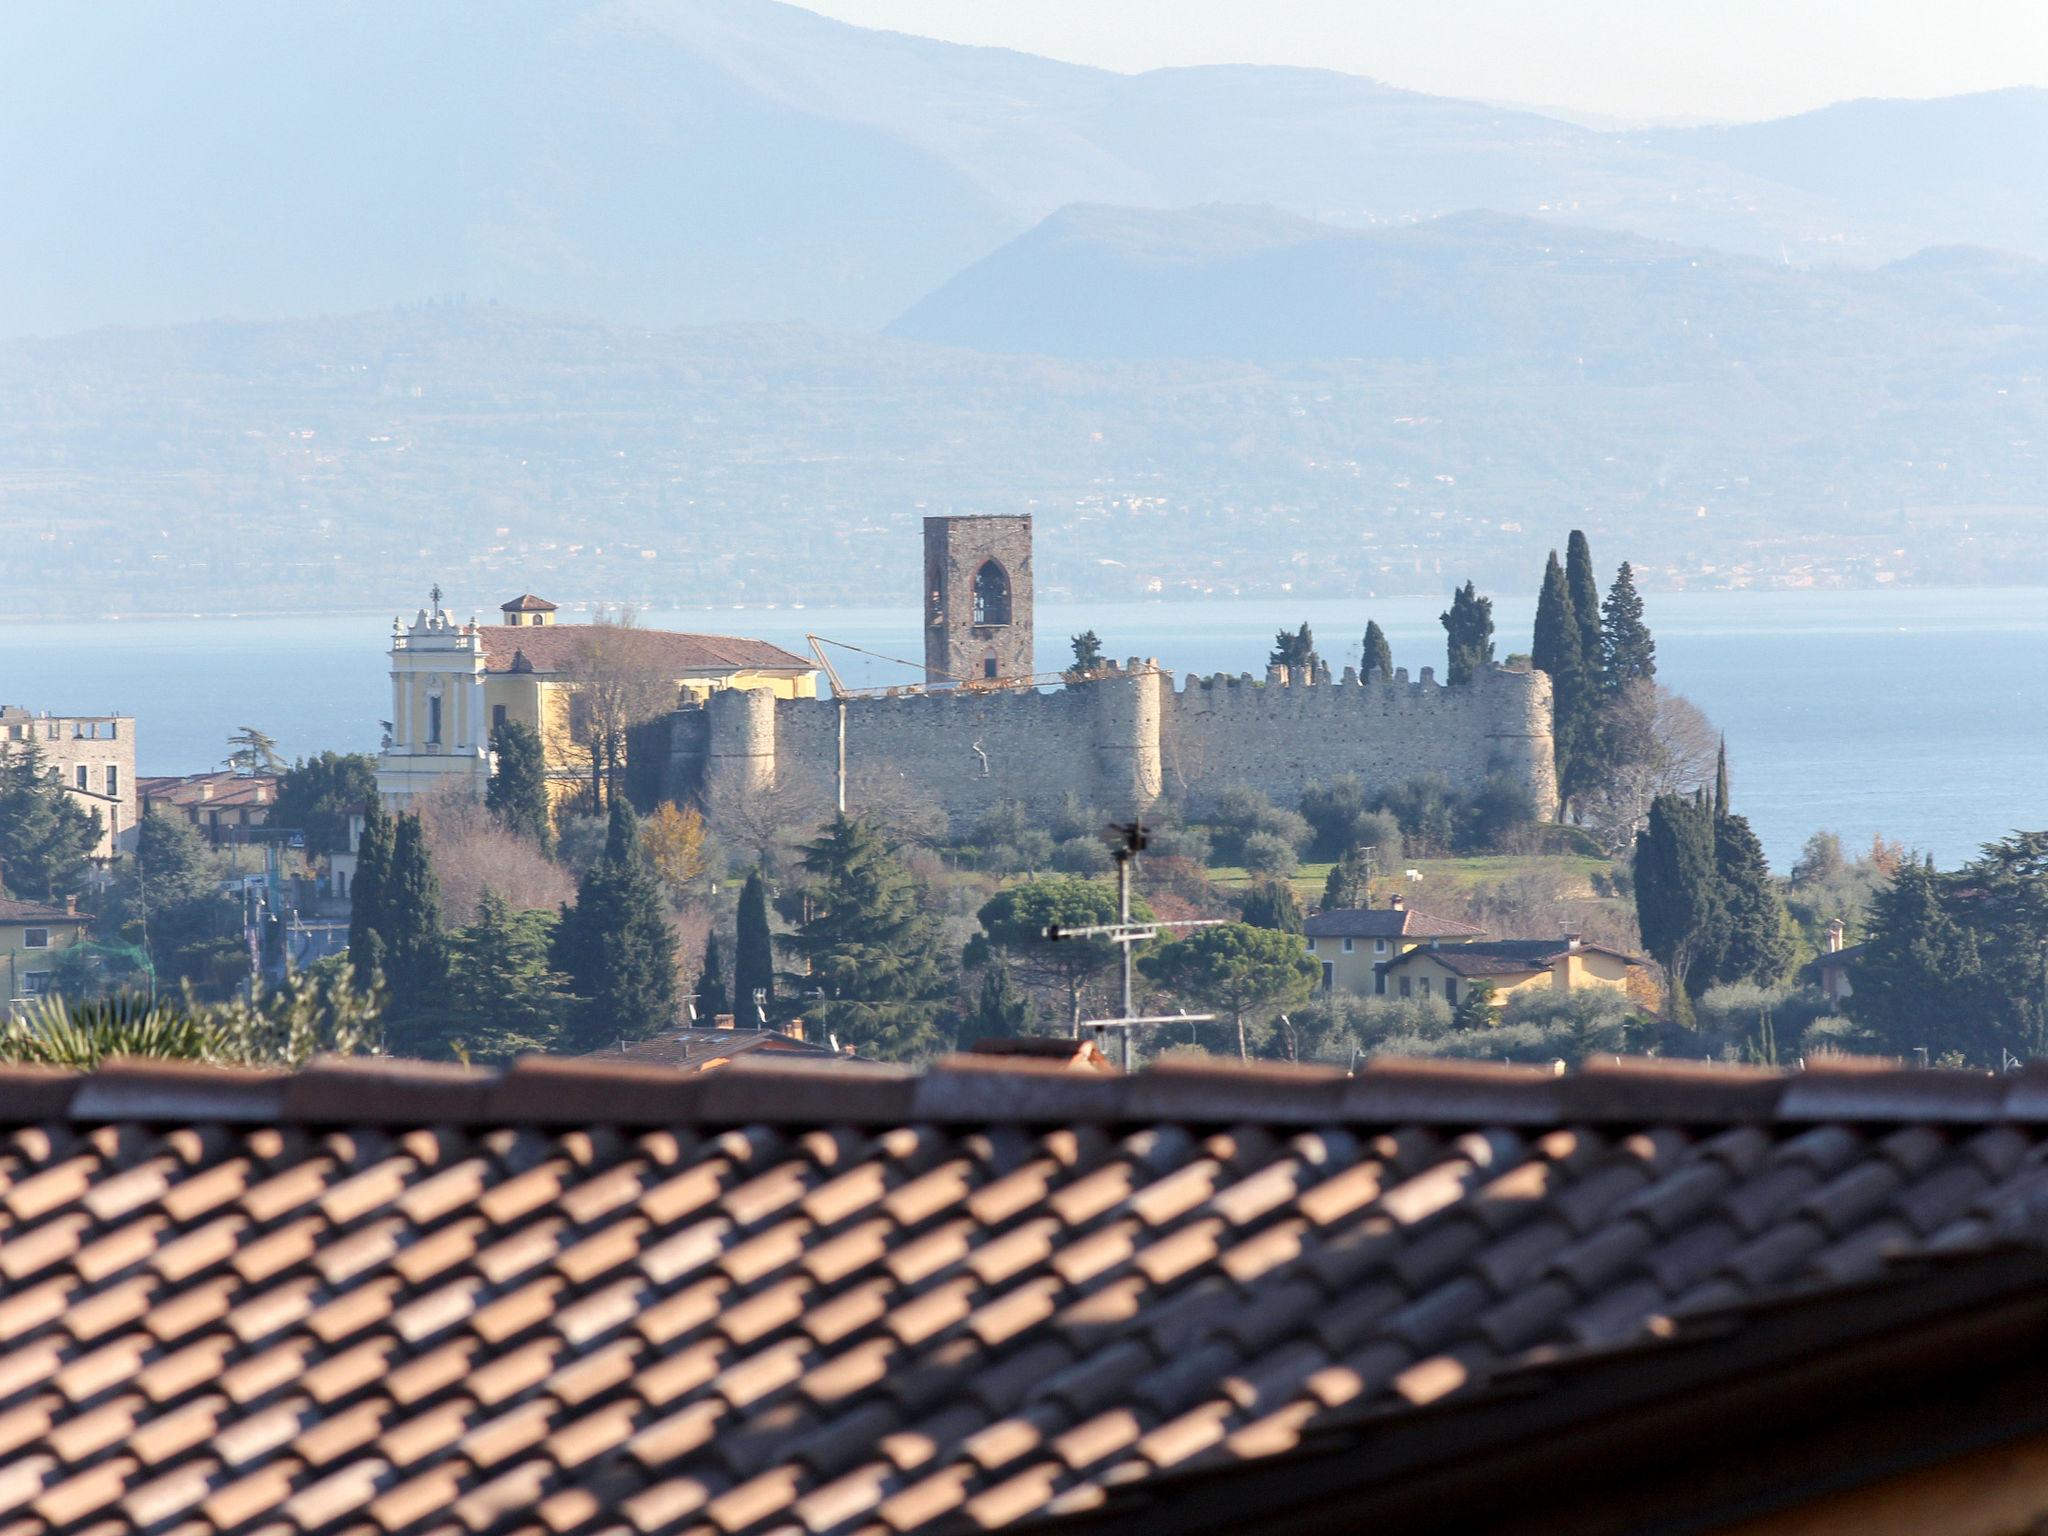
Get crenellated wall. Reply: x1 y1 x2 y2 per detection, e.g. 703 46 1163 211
673 660 1556 828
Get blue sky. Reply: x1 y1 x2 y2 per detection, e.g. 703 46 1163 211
797 0 2048 123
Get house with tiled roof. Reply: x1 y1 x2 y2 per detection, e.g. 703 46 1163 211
9 1051 2048 1533
136 771 279 848
1375 934 1647 1010
376 594 818 812
1304 896 1486 996
0 895 92 1005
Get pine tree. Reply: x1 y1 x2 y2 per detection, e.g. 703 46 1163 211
488 720 552 848
789 815 949 1059
1707 810 1793 989
1600 562 1657 689
1069 631 1105 675
346 797 392 988
734 869 776 1020
697 930 730 1021
1361 620 1393 683
1632 794 1724 1022
1531 550 1587 808
1565 530 1603 684
0 742 101 902
552 802 679 1050
446 892 571 1059
1853 859 1998 1063
381 813 449 1018
271 751 378 857
1439 581 1495 685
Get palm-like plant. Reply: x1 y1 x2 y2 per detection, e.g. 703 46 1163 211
2 993 226 1067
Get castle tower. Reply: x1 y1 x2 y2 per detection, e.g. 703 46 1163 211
924 515 1033 684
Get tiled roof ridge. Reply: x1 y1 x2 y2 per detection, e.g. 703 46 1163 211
0 896 93 923
0 1053 2038 1130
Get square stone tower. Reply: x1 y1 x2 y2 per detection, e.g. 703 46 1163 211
924 515 1034 684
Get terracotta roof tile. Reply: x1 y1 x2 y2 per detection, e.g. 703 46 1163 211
10 1053 2048 1534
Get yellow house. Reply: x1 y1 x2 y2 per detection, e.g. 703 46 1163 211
1304 897 1486 996
1374 935 1646 1011
0 896 93 1005
376 593 818 812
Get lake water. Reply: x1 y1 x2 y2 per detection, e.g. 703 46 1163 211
4 588 2043 871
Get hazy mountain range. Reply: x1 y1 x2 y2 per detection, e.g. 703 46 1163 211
2 0 2045 617
5 0 2046 335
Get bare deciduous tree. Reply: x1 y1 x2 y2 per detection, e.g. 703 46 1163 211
1576 683 1720 854
413 782 575 927
566 609 682 812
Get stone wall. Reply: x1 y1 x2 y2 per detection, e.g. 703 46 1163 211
673 661 1556 829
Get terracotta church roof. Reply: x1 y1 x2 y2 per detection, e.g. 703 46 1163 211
3 1053 2046 1533
500 594 559 613
475 625 814 677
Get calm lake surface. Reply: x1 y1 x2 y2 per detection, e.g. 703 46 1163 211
5 588 2044 871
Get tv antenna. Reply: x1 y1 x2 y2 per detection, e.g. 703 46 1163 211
1045 820 1222 1070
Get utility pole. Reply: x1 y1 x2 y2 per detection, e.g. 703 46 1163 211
1048 821 1221 1070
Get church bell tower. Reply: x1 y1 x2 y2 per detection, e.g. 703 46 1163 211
924 515 1034 684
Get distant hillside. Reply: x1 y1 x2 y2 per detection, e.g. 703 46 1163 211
3 1 2040 335
1646 89 2048 263
3 289 2045 618
889 204 2048 364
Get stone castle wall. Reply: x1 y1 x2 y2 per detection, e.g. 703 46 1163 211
674 661 1556 828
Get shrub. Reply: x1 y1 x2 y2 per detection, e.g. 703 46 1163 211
1299 774 1372 859
1053 835 1113 874
1373 776 1460 855
1240 830 1300 879
1209 785 1313 863
1456 771 1538 853
1148 823 1212 863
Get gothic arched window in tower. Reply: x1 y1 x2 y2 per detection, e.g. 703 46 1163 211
972 561 1012 627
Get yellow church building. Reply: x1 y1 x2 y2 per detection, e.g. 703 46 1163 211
375 593 817 813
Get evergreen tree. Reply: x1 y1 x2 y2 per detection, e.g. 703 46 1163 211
789 815 949 1059
0 743 100 902
1712 738 1730 822
697 930 730 1021
552 802 679 1050
488 720 552 848
125 809 236 986
445 892 571 1059
1139 923 1320 1061
1632 794 1724 1022
1853 859 1999 1063
1439 581 1495 685
734 869 776 1020
976 875 1148 1034
1708 811 1794 988
1321 845 1374 910
381 813 450 1021
1268 623 1320 677
1531 550 1588 808
959 965 1034 1044
1565 530 1603 684
1361 620 1393 683
346 797 392 988
1069 631 1105 675
273 751 378 856
1238 880 1304 935
1600 562 1657 689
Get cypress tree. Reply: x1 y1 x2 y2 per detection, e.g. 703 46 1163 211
488 720 552 849
788 815 949 1060
553 802 679 1050
960 965 1033 1043
1268 623 1319 676
346 797 393 987
1362 620 1393 683
734 869 776 1020
1439 581 1495 685
697 930 730 1021
1238 880 1304 935
1632 794 1724 1023
1600 562 1657 689
381 813 449 1016
1530 550 1587 808
1712 738 1730 822
1565 530 1603 683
